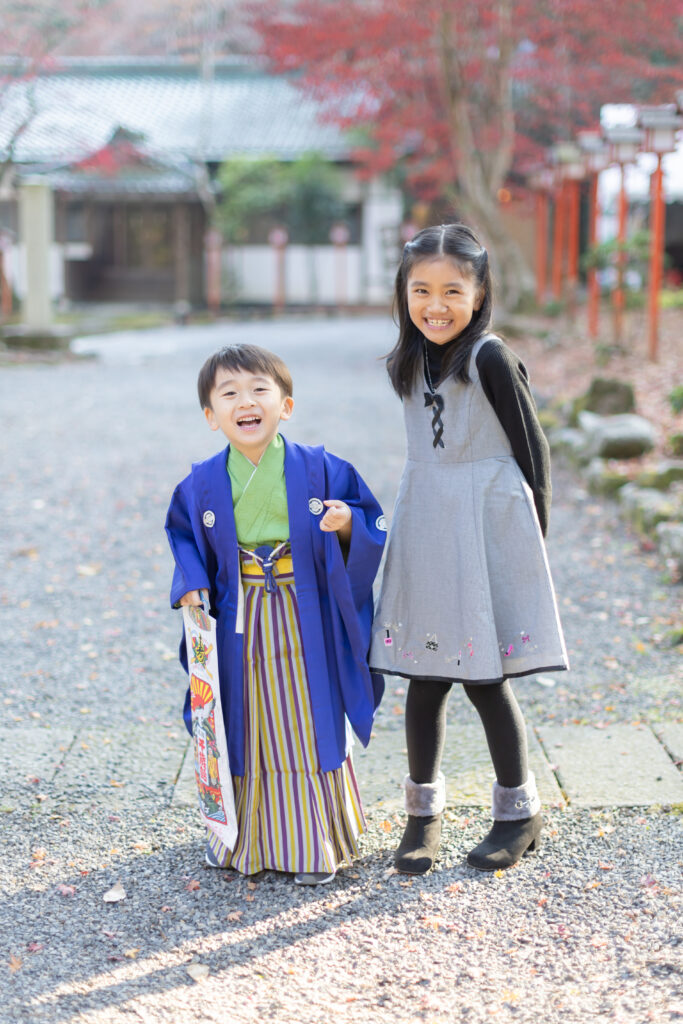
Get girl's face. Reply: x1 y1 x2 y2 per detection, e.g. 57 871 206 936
406 256 483 345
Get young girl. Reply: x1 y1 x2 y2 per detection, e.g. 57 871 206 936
370 223 568 873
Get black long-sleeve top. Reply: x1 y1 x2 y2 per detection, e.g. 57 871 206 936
425 336 551 536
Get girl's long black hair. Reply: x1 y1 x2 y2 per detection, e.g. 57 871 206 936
386 223 493 398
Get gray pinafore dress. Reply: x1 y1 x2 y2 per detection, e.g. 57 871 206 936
369 335 568 684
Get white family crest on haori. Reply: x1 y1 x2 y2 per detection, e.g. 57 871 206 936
182 603 238 850
376 515 387 531
308 497 324 515
203 510 216 528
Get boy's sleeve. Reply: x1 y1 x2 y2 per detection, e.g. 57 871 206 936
165 478 212 608
324 453 386 610
321 452 386 726
476 340 551 536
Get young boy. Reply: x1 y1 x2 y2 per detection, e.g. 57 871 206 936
165 344 386 884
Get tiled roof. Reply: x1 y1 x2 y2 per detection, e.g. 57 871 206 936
46 169 201 195
0 58 350 166
37 127 205 196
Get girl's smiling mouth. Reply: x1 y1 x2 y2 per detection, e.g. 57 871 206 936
425 318 452 328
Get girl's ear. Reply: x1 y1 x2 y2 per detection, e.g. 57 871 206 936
474 287 485 311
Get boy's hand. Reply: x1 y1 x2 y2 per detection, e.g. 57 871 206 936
320 500 352 543
179 590 204 607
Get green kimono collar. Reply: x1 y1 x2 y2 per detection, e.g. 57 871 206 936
227 434 289 548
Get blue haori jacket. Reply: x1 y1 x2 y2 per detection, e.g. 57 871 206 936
165 438 386 775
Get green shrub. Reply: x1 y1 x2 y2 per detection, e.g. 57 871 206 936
669 433 683 456
625 290 645 310
660 289 683 310
542 299 565 317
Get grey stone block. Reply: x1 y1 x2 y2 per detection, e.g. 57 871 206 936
655 521 683 571
578 411 657 459
585 457 630 496
636 460 683 491
619 483 678 533
537 724 683 806
575 377 635 418
547 426 589 462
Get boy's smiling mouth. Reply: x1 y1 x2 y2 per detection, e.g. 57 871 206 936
237 414 262 429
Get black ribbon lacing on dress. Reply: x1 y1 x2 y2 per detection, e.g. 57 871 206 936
424 391 445 449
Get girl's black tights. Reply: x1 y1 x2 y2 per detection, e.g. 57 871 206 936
404 677 528 789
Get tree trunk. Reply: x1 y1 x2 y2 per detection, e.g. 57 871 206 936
465 193 535 311
436 2 535 310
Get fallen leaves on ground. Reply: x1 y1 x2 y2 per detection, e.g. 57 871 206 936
185 879 200 892
420 915 445 931
56 884 76 897
103 882 126 903
186 963 209 983
77 564 102 576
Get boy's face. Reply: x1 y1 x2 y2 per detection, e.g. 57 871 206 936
204 367 293 462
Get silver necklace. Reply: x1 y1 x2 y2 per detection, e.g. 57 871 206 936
423 341 438 394
423 341 445 449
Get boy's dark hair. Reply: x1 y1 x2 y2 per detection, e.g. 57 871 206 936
197 344 293 409
386 222 493 398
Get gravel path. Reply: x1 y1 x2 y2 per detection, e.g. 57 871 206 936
0 317 681 1024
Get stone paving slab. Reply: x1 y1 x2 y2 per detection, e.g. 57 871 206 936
173 735 198 808
53 725 189 807
537 723 683 806
654 722 683 766
354 721 562 811
0 727 75 786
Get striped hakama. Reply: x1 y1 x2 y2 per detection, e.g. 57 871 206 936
207 550 365 875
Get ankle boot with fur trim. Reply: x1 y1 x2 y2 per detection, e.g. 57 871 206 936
467 773 542 872
395 773 445 875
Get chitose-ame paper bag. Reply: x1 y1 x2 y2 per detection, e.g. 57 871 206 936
182 601 238 851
